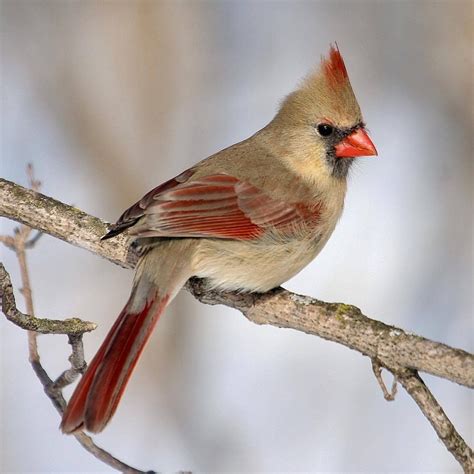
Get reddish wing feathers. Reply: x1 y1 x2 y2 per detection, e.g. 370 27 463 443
145 175 262 239
235 181 302 227
105 172 317 241
102 169 195 240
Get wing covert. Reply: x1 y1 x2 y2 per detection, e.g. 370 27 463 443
103 172 319 241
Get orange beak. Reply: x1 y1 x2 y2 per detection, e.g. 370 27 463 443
335 128 377 158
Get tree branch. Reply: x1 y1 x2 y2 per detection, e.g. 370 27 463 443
1 176 473 471
0 263 96 334
186 279 474 388
0 177 136 268
397 370 473 471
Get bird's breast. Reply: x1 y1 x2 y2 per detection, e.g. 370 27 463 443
191 182 345 293
191 217 338 293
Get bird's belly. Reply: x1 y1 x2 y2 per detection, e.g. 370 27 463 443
192 233 329 293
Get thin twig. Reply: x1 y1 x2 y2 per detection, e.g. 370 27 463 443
397 370 473 472
16 164 41 361
25 231 43 249
49 335 87 391
371 359 398 401
0 235 15 250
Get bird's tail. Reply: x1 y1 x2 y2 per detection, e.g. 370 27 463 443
61 243 192 434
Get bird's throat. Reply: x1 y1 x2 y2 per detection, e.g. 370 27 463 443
332 156 354 179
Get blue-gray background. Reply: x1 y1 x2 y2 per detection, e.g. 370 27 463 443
1 1 472 472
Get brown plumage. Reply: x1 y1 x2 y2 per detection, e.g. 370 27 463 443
61 44 377 434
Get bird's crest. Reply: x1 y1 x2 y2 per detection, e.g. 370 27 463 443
321 44 349 88
273 43 361 128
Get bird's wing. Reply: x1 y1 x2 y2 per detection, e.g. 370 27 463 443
102 171 320 241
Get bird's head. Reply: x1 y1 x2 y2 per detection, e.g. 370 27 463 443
271 45 377 181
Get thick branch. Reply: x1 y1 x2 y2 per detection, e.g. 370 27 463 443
0 178 136 268
1 177 472 389
188 280 474 389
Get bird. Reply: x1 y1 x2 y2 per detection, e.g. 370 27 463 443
61 45 377 434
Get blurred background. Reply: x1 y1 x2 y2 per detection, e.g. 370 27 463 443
1 1 472 472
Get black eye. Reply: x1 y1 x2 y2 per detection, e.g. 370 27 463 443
316 123 334 137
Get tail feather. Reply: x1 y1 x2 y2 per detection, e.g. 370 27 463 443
60 288 168 434
61 242 193 434
59 304 128 433
85 293 169 432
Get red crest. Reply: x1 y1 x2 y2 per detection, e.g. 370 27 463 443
322 44 349 87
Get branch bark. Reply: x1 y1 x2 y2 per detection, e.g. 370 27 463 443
0 263 96 334
187 279 474 388
397 370 473 469
1 177 473 472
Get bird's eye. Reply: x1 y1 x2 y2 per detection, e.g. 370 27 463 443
316 123 334 137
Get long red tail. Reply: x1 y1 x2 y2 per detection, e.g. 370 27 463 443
60 285 169 434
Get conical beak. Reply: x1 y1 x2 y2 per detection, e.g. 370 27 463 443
335 128 377 158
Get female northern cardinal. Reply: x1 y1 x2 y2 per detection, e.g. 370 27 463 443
61 45 377 434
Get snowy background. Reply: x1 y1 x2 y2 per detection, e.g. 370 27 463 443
1 1 472 472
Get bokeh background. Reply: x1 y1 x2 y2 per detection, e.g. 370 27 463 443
1 1 472 472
